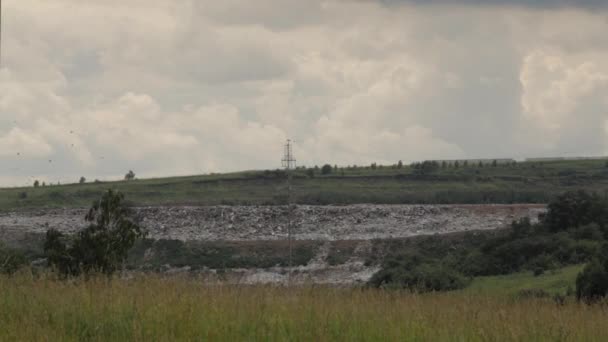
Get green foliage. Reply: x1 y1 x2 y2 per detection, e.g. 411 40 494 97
0 243 27 275
44 190 145 277
576 244 608 303
124 170 136 181
371 190 608 291
4 158 608 210
369 253 470 292
321 164 333 175
545 190 608 233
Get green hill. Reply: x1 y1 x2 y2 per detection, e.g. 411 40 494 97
2 159 608 211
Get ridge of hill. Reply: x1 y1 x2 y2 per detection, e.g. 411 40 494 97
2 158 608 211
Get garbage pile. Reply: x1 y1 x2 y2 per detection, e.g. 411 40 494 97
0 204 545 242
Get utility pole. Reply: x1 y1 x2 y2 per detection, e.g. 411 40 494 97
281 139 296 283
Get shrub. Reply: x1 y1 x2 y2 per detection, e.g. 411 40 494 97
44 190 145 277
0 243 27 275
576 259 608 303
369 254 469 292
321 164 333 175
516 288 550 300
545 191 608 233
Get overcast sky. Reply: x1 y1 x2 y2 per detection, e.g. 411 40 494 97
1 0 608 187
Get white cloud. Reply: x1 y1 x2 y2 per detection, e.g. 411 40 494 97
0 128 53 158
1 0 608 186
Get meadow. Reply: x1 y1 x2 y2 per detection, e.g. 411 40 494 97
1 272 607 341
2 158 608 211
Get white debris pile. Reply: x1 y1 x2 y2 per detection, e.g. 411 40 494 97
0 204 545 241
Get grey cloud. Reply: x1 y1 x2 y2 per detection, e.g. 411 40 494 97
379 0 608 9
2 0 608 186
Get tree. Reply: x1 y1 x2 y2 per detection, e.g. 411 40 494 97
44 190 145 277
463 160 469 168
441 161 447 169
306 169 315 178
576 245 608 303
492 160 498 167
478 161 484 168
371 163 377 170
321 164 333 175
33 180 40 188
454 161 460 169
397 160 403 169
124 170 136 181
0 243 26 275
79 177 86 184
544 190 607 233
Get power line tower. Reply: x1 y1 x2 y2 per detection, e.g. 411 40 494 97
281 139 296 282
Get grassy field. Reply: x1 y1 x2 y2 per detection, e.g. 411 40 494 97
464 264 584 296
1 273 607 341
2 159 608 211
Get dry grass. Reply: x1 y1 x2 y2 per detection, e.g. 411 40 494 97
1 274 608 341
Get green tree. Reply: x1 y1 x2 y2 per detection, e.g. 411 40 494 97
33 180 40 188
397 160 403 169
321 164 333 175
44 190 145 277
79 177 86 184
576 250 608 303
124 170 136 181
492 160 498 167
0 243 27 275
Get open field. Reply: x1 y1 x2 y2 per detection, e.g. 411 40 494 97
464 265 584 296
1 274 607 341
1 159 608 211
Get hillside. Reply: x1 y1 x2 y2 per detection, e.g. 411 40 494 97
1 159 608 211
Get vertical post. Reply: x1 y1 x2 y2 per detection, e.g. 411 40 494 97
281 139 296 284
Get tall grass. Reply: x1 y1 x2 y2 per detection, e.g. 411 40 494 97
1 274 608 341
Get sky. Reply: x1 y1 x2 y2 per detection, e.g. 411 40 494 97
1 0 608 187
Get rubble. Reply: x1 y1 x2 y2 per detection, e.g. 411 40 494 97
0 204 545 242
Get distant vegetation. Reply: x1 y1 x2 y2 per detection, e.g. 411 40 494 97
370 190 608 302
2 158 608 211
44 190 145 277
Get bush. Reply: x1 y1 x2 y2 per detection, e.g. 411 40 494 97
516 288 550 300
545 191 608 233
321 164 333 175
576 259 608 303
44 190 145 277
576 244 608 303
369 254 469 292
0 243 27 275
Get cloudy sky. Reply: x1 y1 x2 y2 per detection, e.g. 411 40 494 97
1 0 608 186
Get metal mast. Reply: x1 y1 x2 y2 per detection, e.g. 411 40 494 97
281 139 296 282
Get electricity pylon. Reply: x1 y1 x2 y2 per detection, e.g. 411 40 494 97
281 139 296 283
